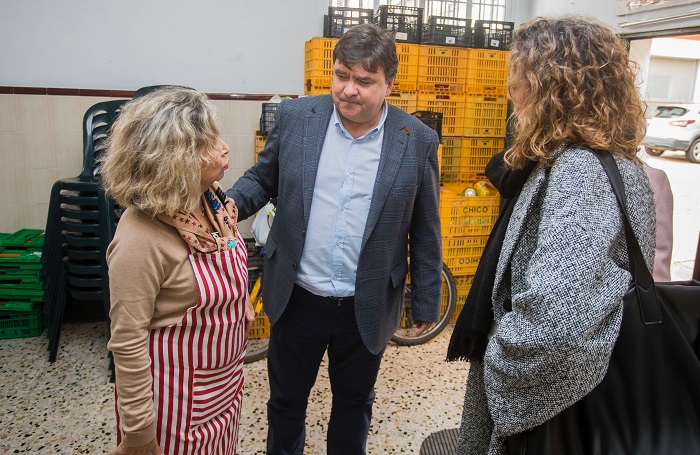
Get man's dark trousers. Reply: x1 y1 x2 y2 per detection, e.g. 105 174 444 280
266 284 386 455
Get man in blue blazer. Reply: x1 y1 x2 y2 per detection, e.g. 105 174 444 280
227 23 442 455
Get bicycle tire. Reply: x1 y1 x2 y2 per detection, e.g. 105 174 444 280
244 258 270 364
391 263 457 346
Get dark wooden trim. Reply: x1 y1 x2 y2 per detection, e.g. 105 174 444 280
78 88 128 97
46 88 81 96
0 86 299 100
13 87 48 95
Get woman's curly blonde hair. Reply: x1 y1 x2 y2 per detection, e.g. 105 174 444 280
100 88 220 216
505 15 646 169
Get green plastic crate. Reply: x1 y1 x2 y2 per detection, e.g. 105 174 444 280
0 271 43 281
0 229 44 248
0 246 41 268
0 299 40 311
0 307 45 339
0 286 44 297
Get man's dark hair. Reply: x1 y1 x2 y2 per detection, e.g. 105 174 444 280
332 23 398 82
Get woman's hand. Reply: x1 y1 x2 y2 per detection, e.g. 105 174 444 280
244 292 256 337
109 438 162 455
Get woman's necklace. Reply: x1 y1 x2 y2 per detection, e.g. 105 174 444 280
200 196 237 250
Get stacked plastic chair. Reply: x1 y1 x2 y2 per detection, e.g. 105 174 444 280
42 99 126 363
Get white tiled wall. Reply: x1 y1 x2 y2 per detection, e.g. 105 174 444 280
0 94 263 235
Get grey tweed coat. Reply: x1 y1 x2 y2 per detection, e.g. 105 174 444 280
457 147 656 454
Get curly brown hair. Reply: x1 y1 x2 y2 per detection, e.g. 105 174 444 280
505 15 646 169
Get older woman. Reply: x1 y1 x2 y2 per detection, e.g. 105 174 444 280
455 16 656 454
101 88 254 455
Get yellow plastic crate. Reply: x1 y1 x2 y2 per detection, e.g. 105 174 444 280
417 93 466 137
249 308 271 339
254 132 266 163
467 49 508 71
443 236 489 276
459 137 504 178
450 274 474 322
439 185 500 237
432 136 506 184
305 86 331 96
304 37 339 90
465 49 508 98
466 63 508 88
386 90 417 113
440 136 502 184
395 43 419 92
465 84 507 98
418 45 468 93
439 137 463 184
463 96 508 137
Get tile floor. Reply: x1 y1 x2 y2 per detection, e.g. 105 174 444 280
0 322 469 454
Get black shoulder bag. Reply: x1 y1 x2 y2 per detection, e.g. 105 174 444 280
508 150 700 455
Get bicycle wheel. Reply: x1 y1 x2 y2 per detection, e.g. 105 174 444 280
391 263 457 346
245 257 270 363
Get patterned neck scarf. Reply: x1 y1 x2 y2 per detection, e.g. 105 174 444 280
158 182 239 253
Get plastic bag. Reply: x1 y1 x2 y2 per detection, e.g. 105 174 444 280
251 201 276 246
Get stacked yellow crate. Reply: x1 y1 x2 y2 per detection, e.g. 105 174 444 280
417 45 468 138
413 45 509 319
464 49 509 139
440 182 500 320
253 132 265 163
304 37 338 95
387 42 419 113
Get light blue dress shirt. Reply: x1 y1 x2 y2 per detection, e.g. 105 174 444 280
296 102 388 297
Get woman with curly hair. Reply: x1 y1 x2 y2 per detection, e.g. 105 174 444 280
452 16 656 454
101 87 254 455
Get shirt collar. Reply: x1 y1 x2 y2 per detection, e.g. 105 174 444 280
332 101 388 140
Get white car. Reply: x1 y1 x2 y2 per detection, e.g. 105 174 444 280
642 104 700 163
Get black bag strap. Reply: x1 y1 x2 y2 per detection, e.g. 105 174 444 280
589 150 662 324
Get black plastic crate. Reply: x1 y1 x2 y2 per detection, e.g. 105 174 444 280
422 16 471 47
473 20 514 50
259 103 279 136
323 6 373 38
374 5 423 44
411 111 443 143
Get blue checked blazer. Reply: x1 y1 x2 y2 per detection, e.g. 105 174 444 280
226 95 442 354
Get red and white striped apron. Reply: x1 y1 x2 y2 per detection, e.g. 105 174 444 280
118 234 248 455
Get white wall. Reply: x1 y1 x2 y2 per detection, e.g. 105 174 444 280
3 0 699 93
526 0 618 28
651 37 700 60
630 39 653 101
0 0 329 94
651 38 700 103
